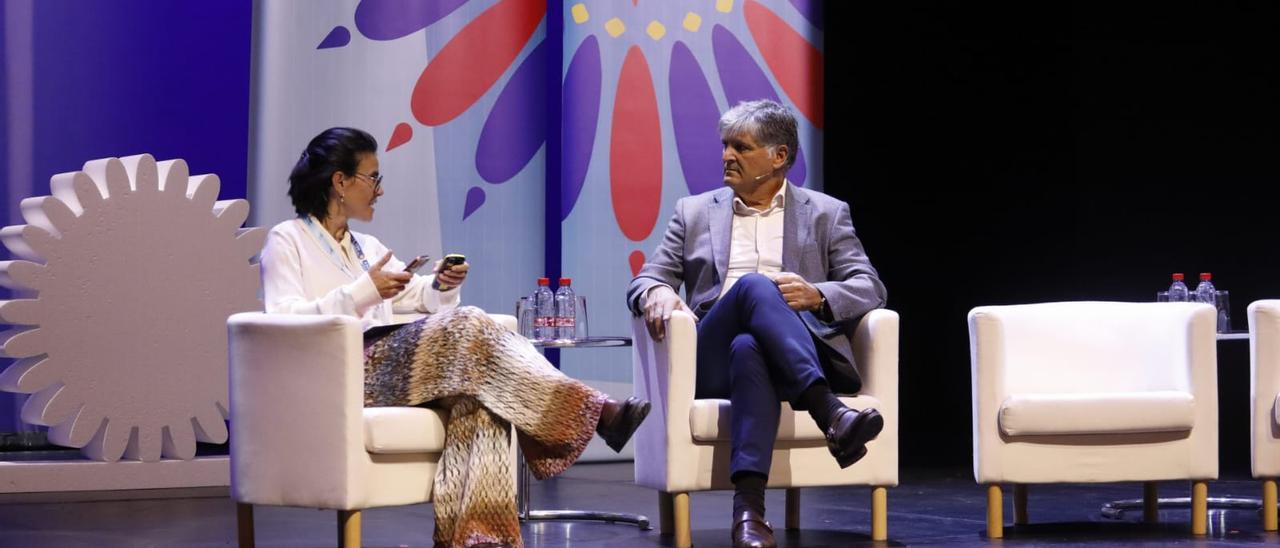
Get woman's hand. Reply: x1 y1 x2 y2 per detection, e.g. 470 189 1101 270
435 259 470 290
369 251 412 299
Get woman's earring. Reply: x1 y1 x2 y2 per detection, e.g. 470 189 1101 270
340 193 345 203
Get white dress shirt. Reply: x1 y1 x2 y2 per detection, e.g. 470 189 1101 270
260 216 460 330
719 181 788 297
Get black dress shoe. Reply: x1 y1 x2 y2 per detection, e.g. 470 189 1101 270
825 407 884 468
732 509 777 548
597 397 651 452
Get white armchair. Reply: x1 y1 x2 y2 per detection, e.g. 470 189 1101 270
631 308 899 546
1248 300 1280 531
227 312 516 548
969 301 1218 538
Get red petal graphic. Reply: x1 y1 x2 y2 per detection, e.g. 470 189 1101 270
610 47 662 242
744 0 823 129
386 122 413 151
410 0 545 126
629 250 646 277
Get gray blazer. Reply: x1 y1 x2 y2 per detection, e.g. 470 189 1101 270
626 184 887 391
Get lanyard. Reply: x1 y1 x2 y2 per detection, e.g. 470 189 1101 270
301 216 371 278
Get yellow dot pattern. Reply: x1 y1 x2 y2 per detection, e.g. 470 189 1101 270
683 12 702 32
646 21 666 40
716 0 734 14
571 3 589 24
605 17 625 38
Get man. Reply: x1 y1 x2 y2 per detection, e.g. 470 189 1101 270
627 99 887 548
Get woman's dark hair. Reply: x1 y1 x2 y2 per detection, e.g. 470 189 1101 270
287 127 378 220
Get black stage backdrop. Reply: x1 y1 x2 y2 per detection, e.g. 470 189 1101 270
824 3 1280 471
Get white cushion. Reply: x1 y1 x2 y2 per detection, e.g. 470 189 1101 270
689 395 882 442
999 391 1195 436
363 407 447 454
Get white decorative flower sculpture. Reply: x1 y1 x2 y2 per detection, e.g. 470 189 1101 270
0 154 265 462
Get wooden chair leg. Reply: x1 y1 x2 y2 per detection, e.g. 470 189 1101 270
785 488 801 530
1191 481 1208 536
1013 484 1028 525
338 509 361 548
1264 479 1279 532
986 484 1003 539
871 486 888 541
236 503 254 548
658 491 675 535
1143 481 1159 524
673 492 692 548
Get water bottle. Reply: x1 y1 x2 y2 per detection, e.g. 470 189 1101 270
554 277 577 340
533 277 555 340
1193 272 1216 307
1168 273 1189 302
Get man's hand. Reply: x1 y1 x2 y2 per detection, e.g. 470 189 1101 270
642 285 691 341
769 272 823 312
435 259 470 289
370 251 413 299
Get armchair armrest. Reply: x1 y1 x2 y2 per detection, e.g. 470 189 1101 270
228 312 368 507
853 309 899 405
631 309 698 488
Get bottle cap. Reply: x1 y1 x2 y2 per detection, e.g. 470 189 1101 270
1172 273 1184 281
1200 272 1212 280
538 277 550 285
559 277 572 285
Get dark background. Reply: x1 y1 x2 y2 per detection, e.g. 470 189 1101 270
824 3 1280 473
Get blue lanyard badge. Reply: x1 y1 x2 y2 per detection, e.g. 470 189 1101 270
301 216 372 278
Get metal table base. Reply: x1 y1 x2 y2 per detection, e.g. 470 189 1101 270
1101 496 1265 520
515 336 651 530
516 447 651 530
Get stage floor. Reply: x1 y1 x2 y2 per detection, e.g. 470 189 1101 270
0 463 1275 546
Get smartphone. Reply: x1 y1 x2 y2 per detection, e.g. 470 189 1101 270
432 253 467 290
404 255 431 273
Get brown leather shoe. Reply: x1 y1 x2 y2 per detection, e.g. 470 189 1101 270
825 407 884 468
597 397 651 452
732 509 777 548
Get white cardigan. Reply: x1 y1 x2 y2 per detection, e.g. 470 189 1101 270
260 217 459 330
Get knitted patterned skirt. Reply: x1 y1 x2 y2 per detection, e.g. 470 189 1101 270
363 306 606 548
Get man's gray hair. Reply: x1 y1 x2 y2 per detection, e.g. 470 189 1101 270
718 99 800 171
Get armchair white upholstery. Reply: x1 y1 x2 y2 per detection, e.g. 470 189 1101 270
1248 300 1280 531
969 301 1218 538
228 312 516 548
631 308 899 545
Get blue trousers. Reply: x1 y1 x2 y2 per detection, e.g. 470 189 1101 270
695 273 830 478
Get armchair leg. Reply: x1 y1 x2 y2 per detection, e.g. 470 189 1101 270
986 484 1003 539
871 486 888 541
1013 484 1027 525
1191 481 1207 536
1264 479 1278 532
236 503 254 548
659 491 675 535
338 509 361 548
1143 482 1159 524
785 488 801 530
673 492 692 548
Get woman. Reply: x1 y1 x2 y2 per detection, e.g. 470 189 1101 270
260 127 649 547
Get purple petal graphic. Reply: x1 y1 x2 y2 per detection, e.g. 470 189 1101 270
669 41 724 196
355 0 469 41
788 0 823 31
476 39 547 184
463 186 486 219
560 36 602 220
317 26 351 49
712 25 806 186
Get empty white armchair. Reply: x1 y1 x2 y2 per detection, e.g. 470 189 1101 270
1248 300 1280 531
227 312 516 548
969 301 1218 538
631 308 899 546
